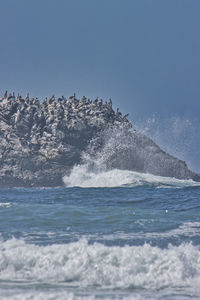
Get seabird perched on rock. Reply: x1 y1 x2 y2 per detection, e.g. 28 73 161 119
122 114 129 121
58 97 63 103
62 97 67 106
116 108 122 118
99 99 103 107
17 94 24 103
30 98 35 105
35 98 40 107
25 93 29 101
48 95 55 105
81 96 87 104
94 97 98 104
69 93 76 100
3 91 7 99
42 99 47 107
53 101 57 108
8 93 14 100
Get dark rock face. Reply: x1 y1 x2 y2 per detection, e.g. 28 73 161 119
0 92 199 187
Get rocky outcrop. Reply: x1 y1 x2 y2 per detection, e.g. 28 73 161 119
0 92 199 187
0 92 130 187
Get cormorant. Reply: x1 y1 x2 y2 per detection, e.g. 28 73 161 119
3 91 7 99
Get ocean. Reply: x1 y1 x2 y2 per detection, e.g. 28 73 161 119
0 168 200 300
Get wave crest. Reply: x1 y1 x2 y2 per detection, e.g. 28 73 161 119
0 238 200 291
63 164 199 188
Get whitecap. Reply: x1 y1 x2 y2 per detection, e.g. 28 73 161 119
63 164 200 188
0 238 200 292
0 202 11 208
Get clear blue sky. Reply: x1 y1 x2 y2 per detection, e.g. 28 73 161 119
0 0 200 170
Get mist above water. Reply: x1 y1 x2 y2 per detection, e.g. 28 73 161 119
135 115 200 174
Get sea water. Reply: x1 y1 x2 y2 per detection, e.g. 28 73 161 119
0 168 200 300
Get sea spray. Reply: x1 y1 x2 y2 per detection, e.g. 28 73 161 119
63 125 200 187
135 116 200 173
63 167 199 188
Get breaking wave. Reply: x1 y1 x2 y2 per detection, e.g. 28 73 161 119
0 202 11 208
0 237 200 292
63 165 199 188
63 125 200 188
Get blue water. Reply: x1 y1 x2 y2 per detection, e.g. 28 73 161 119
0 172 200 299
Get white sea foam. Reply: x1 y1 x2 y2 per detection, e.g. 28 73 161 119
0 289 145 300
0 202 11 208
0 238 200 293
63 164 200 188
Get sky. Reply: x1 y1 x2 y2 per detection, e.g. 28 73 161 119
0 0 200 170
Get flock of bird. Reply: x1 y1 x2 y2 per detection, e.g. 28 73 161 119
0 91 129 127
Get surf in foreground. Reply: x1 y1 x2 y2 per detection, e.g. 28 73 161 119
0 237 200 299
1 117 200 299
0 182 200 299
